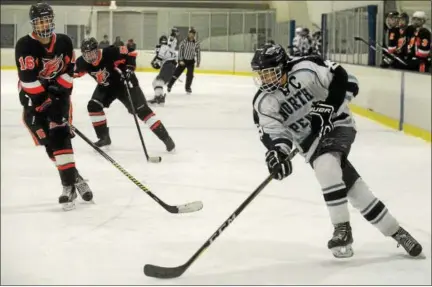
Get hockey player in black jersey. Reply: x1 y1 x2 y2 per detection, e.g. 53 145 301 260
406 11 431 72
74 37 175 151
251 44 422 258
15 2 93 210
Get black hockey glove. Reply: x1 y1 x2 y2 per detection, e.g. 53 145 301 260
309 102 335 137
151 58 161 69
265 148 293 180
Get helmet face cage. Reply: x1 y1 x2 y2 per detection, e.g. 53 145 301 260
31 15 55 38
412 15 425 27
253 65 283 92
386 14 399 29
82 49 98 64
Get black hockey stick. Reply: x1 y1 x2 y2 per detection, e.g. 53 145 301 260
116 68 162 163
73 125 203 214
144 148 301 278
353 36 408 66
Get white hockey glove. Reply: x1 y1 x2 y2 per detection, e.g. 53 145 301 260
265 148 293 180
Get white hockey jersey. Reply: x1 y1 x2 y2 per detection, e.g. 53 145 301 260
155 43 177 64
168 36 178 50
253 57 358 161
292 35 313 56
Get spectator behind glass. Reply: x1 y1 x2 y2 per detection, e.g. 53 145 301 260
113 36 124 47
99 34 110 49
127 39 136 52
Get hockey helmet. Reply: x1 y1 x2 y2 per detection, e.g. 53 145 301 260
412 11 426 27
386 11 399 29
398 12 410 27
81 37 99 64
171 27 179 37
295 27 303 35
29 2 55 38
251 44 288 92
159 35 168 45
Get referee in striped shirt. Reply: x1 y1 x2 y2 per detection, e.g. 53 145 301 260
167 28 201 94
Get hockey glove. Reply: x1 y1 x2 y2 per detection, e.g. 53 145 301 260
309 102 335 137
265 148 293 180
151 58 161 69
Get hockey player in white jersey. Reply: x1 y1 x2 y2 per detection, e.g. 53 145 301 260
149 35 177 105
251 43 422 258
168 27 179 51
291 27 303 56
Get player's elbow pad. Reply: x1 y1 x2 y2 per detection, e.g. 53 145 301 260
326 65 348 110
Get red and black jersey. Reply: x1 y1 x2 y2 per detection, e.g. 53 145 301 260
15 32 75 103
407 27 431 59
396 25 415 59
387 27 399 54
74 45 138 88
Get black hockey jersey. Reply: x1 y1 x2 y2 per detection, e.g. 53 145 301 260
74 45 138 88
396 25 415 59
387 27 400 54
15 32 75 104
407 27 431 59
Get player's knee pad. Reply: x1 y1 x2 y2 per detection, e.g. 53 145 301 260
313 152 344 188
136 104 154 120
87 99 104 113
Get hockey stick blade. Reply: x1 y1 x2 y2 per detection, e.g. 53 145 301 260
144 263 187 279
163 200 203 214
148 156 162 163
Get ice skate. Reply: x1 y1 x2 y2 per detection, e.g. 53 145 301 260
328 222 354 258
94 130 111 148
75 173 94 202
164 136 175 152
392 226 422 257
59 185 77 211
185 88 192 94
148 94 165 106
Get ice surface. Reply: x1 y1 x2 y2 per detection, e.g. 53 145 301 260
1 70 430 285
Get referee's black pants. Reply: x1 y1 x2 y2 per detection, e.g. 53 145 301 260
167 59 195 90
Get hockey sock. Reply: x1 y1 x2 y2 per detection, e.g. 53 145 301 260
347 178 400 236
313 152 350 225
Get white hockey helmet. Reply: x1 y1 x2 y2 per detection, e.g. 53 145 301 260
295 27 303 35
412 11 426 27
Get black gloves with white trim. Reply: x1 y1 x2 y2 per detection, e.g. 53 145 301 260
265 146 293 180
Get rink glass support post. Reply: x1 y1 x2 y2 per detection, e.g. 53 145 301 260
289 20 295 49
367 5 378 66
321 13 327 60
399 71 405 131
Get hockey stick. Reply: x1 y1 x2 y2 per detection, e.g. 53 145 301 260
144 148 301 278
116 68 162 163
72 125 203 214
353 36 408 66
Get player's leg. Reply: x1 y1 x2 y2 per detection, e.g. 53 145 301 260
310 127 356 258
87 86 116 147
149 61 175 105
167 63 186 92
119 85 175 151
185 60 195 94
344 161 422 257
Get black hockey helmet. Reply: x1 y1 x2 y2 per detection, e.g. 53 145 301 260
251 44 288 92
386 11 399 28
189 28 196 34
266 39 275 45
301 27 310 36
159 35 168 45
29 2 55 38
398 12 410 27
171 27 179 37
81 37 99 64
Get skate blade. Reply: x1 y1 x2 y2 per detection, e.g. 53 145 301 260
330 244 354 258
61 201 76 211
